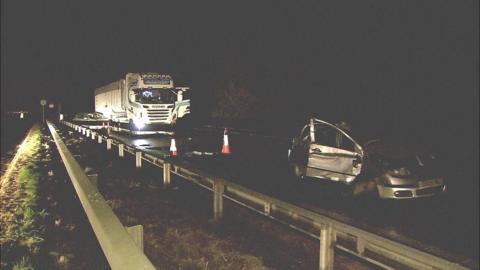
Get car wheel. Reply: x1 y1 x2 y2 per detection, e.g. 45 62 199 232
340 183 355 198
373 177 385 199
293 163 305 180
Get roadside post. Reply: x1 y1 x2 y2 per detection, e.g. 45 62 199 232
40 99 47 124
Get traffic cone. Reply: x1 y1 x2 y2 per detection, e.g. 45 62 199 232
170 137 178 157
221 128 231 155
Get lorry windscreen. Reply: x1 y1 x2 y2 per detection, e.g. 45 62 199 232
134 88 176 104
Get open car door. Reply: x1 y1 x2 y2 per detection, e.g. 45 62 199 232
305 118 364 183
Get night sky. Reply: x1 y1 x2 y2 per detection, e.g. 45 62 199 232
1 1 478 146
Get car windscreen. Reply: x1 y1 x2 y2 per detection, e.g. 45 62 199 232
378 153 436 169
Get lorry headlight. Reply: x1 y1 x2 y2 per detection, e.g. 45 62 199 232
133 118 145 129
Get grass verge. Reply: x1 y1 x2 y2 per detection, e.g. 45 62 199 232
1 125 47 269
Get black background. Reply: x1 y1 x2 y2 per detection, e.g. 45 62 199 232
1 1 478 150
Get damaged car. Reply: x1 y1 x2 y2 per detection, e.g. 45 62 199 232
72 112 109 129
364 139 447 199
287 118 364 183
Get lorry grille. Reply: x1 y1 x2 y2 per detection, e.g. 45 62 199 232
147 108 171 121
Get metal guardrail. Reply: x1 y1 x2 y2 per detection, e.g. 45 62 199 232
47 122 156 270
61 121 477 270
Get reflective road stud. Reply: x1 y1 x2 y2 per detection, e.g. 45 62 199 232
135 152 142 168
107 139 112 150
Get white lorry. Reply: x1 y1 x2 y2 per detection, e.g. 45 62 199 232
94 73 190 134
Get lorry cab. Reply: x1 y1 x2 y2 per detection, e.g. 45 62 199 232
125 73 190 129
95 73 191 135
288 118 364 183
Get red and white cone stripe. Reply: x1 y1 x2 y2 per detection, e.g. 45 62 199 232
170 138 178 157
222 128 231 155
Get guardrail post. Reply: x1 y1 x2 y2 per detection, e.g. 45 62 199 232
91 131 96 140
87 173 98 188
135 152 142 168
213 181 224 221
86 129 90 137
357 238 365 256
163 163 171 187
82 128 86 135
107 139 112 150
126 225 144 252
98 135 103 144
119 144 124 157
319 224 334 270
264 202 271 215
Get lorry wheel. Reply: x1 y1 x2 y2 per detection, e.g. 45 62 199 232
128 120 136 133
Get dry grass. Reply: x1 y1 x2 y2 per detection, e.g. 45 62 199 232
147 225 269 270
